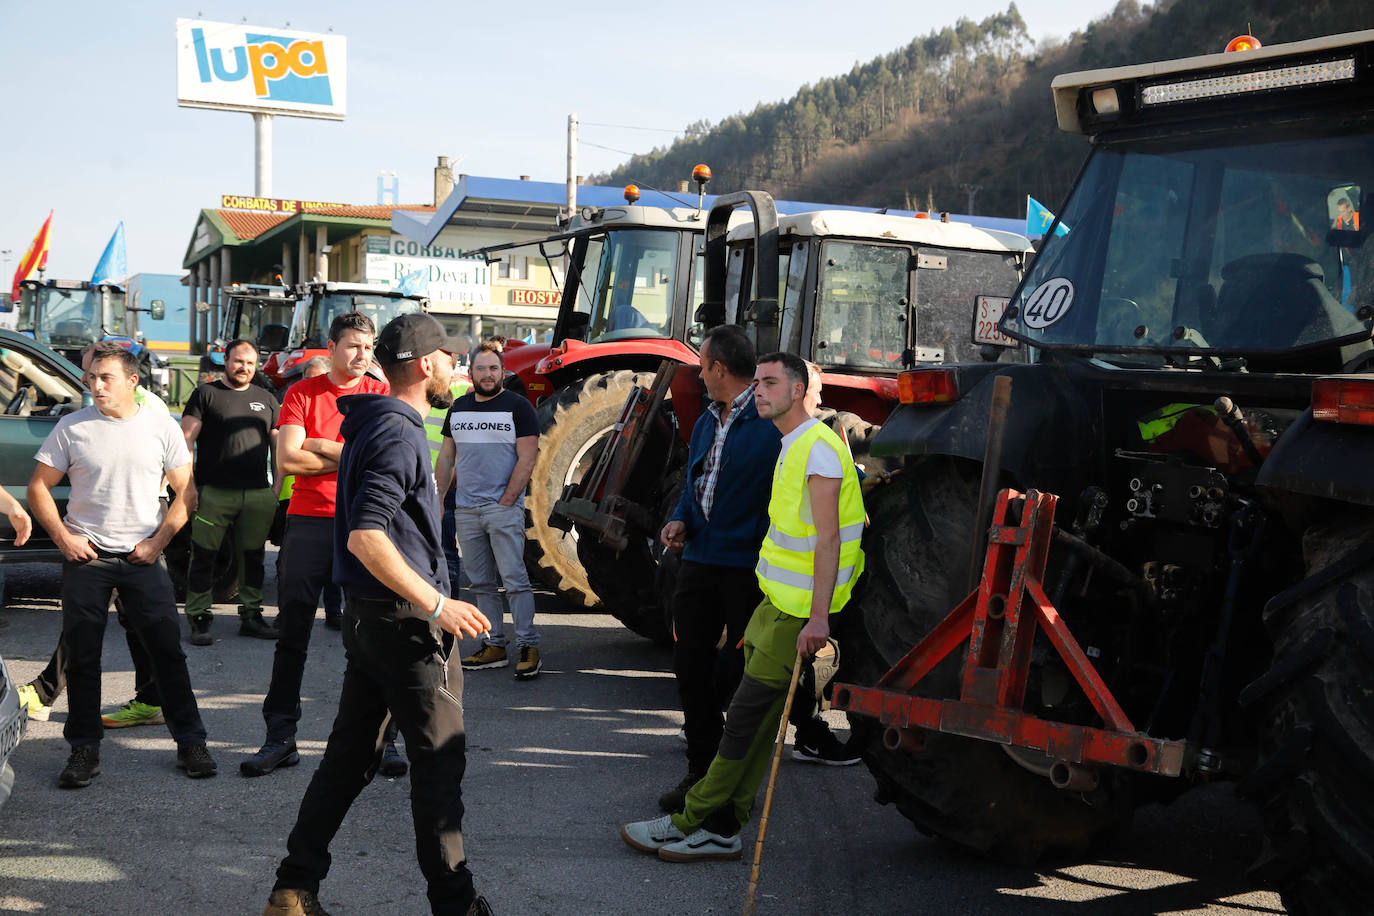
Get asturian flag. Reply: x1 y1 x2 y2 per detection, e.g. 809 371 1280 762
1026 195 1070 239
11 211 53 301
90 222 128 286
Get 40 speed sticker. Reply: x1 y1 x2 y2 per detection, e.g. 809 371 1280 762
1021 278 1075 329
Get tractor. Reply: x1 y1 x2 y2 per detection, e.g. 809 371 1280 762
197 284 299 387
834 30 1374 916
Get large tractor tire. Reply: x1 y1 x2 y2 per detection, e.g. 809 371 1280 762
1238 516 1374 916
845 457 1133 864
525 370 657 608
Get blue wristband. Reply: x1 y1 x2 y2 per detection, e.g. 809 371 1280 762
430 594 444 619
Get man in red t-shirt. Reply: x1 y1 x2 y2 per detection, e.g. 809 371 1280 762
242 312 390 778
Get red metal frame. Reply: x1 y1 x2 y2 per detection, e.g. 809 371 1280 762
836 488 1186 778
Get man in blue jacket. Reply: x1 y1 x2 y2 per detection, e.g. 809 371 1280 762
261 314 493 916
656 326 851 814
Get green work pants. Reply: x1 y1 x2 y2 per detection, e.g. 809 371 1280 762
184 484 278 620
672 600 806 837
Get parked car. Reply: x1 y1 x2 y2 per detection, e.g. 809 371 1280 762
0 650 27 808
0 328 87 604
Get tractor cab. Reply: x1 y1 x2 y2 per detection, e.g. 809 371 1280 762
199 284 298 384
16 279 130 364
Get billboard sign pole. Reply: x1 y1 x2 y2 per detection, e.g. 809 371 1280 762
176 18 347 196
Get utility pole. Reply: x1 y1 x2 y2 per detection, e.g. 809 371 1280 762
960 183 982 215
566 113 578 220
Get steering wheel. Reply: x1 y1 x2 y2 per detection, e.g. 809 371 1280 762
4 385 34 416
1099 297 1148 344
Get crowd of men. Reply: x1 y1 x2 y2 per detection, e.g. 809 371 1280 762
5 313 867 916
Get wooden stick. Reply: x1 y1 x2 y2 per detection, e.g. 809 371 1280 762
742 649 806 916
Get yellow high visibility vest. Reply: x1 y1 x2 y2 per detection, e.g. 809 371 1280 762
755 421 865 618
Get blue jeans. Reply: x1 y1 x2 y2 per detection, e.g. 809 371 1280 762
453 503 538 649
442 490 463 597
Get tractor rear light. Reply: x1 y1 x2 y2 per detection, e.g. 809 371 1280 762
1312 378 1374 425
1090 87 1120 115
897 368 958 405
1142 57 1355 106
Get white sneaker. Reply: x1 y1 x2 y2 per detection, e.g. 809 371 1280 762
658 828 743 862
620 814 686 854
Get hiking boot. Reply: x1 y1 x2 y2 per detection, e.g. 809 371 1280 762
58 745 101 789
177 744 218 778
514 646 542 680
620 814 687 854
466 896 494 915
262 888 331 916
17 683 50 721
380 740 408 778
239 612 280 640
658 827 743 862
792 729 861 767
101 700 165 729
189 614 213 646
461 644 508 670
657 771 704 814
241 740 300 777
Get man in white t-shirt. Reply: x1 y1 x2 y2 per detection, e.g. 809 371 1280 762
27 342 217 788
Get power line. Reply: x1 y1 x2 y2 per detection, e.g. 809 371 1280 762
580 121 684 134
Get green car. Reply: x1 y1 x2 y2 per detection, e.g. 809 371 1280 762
0 329 89 603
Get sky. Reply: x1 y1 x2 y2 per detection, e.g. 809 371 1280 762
0 0 1122 279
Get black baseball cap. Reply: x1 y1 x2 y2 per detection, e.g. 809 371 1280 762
374 313 459 366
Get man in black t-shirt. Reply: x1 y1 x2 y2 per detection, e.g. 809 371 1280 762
181 339 281 644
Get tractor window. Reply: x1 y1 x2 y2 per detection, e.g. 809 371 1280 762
583 229 678 343
295 293 423 347
813 241 909 370
914 247 1025 362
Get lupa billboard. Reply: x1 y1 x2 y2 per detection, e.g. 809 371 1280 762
175 18 347 120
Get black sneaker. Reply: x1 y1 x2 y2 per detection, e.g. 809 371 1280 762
58 745 101 788
466 895 494 916
189 614 213 647
177 743 219 778
657 771 703 813
379 740 408 778
240 740 301 777
239 612 280 640
792 729 862 766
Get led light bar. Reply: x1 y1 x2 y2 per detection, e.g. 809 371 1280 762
1141 57 1355 106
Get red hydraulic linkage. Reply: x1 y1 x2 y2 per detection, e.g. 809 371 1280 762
834 489 1186 780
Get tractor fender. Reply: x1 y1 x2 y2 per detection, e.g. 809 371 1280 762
505 342 553 404
1256 409 1374 508
870 362 1097 493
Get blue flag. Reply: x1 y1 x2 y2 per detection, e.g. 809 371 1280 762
1026 196 1070 239
396 268 428 296
90 222 127 285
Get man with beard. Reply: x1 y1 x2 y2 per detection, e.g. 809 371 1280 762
435 342 541 678
261 313 493 916
242 312 391 777
180 338 281 645
621 351 864 862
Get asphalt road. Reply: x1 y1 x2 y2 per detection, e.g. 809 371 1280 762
0 556 1285 915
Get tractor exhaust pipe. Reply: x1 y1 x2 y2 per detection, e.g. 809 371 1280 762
883 726 926 754
1049 760 1100 791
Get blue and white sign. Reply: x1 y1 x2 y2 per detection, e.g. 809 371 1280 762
175 18 347 120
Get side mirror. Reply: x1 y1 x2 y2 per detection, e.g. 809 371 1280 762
564 311 590 341
259 324 289 351
150 299 166 321
1329 185 1362 232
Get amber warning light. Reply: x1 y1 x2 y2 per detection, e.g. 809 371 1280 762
1225 34 1263 53
897 368 959 405
624 185 640 204
692 164 712 183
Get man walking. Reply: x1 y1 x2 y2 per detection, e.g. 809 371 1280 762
621 351 865 861
436 342 541 679
27 342 216 787
242 312 390 777
181 338 281 645
261 314 492 916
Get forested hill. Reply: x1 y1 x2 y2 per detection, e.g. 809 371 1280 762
598 1 1374 220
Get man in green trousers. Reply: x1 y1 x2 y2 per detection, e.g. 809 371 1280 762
181 338 281 645
621 350 866 861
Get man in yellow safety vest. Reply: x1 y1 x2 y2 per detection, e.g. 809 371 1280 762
621 349 865 862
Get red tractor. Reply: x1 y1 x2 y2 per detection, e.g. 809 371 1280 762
561 191 1032 640
835 30 1374 916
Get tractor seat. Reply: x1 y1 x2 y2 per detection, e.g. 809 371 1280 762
1215 253 1360 349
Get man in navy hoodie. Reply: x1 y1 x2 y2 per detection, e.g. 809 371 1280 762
262 314 493 916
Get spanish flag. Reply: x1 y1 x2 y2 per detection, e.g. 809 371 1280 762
11 211 53 302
